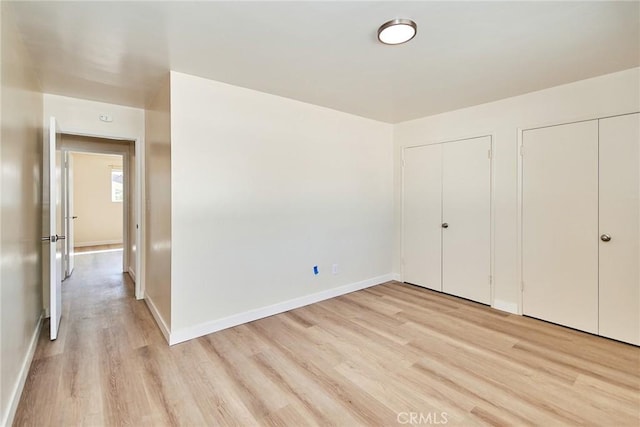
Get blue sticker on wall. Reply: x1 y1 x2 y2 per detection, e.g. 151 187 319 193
313 265 319 275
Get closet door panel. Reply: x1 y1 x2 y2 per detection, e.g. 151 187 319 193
442 136 491 304
522 121 598 333
402 145 442 291
599 113 640 345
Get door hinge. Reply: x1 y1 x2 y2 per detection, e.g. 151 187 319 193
519 145 524 156
489 275 492 284
488 149 492 159
521 281 525 291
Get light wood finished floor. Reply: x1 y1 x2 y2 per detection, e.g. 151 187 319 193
74 244 123 253
14 253 640 426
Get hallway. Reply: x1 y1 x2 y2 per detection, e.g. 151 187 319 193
13 250 162 425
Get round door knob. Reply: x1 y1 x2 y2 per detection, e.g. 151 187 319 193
442 223 449 229
600 234 611 242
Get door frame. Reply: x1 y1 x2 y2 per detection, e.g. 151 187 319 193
516 111 640 317
400 132 495 307
53 127 146 300
61 149 129 273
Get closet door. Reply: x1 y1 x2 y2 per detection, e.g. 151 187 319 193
402 145 442 291
599 113 640 345
522 121 599 333
442 136 491 304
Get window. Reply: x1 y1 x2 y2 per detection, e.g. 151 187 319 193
111 169 124 202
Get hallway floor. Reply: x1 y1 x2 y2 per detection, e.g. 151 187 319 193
74 244 124 254
13 250 157 425
13 251 640 426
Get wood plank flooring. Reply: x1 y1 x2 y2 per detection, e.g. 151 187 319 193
74 244 123 253
13 252 640 426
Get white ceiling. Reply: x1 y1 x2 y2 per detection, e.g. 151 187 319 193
8 1 640 123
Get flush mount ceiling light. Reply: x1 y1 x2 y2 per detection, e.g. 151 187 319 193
377 18 417 45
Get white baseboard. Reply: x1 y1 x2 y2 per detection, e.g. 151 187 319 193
127 266 136 283
2 312 43 427
169 273 395 345
391 273 401 282
74 239 123 247
144 295 170 344
493 299 519 315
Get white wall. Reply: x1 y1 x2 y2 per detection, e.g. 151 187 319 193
169 71 393 340
144 75 172 336
71 152 123 246
394 67 640 312
0 3 43 425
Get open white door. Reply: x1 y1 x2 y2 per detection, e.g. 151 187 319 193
44 117 64 340
66 152 75 276
134 138 144 299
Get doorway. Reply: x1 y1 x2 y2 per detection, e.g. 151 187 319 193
65 151 125 274
44 118 146 340
58 134 137 285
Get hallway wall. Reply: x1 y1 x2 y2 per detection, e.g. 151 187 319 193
144 75 172 336
0 3 44 425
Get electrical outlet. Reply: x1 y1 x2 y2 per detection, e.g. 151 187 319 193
313 265 319 275
332 264 339 275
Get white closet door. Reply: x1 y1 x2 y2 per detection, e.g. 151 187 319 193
442 136 491 304
522 121 598 333
402 145 442 291
599 113 640 345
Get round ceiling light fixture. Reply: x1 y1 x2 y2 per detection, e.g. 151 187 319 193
377 18 417 45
